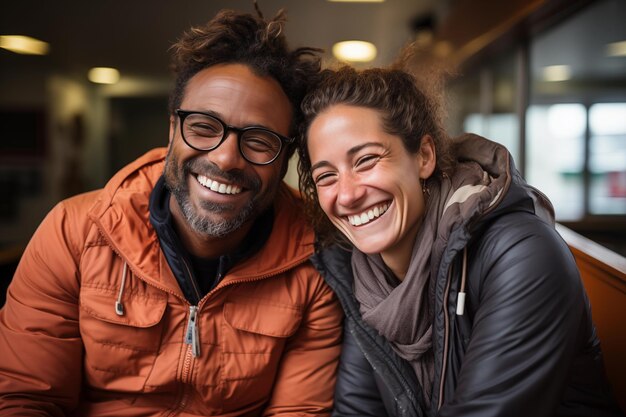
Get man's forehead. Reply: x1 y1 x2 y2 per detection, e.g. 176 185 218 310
180 63 293 132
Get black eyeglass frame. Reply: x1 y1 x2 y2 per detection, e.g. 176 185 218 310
176 109 294 165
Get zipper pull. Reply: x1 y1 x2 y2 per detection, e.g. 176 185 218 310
456 292 466 316
184 306 201 357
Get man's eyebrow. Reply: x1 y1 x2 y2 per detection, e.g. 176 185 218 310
310 142 384 172
187 108 287 133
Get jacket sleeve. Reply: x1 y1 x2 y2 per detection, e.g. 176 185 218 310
332 326 389 417
438 213 588 417
263 265 343 417
0 201 84 416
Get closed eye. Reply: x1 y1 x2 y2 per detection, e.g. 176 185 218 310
189 122 221 137
355 154 379 170
313 171 337 187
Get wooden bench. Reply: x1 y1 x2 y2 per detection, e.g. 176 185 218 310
557 224 626 413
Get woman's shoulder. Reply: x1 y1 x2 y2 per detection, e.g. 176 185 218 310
474 210 567 258
468 210 581 294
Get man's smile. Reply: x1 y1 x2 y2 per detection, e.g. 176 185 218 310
195 174 243 195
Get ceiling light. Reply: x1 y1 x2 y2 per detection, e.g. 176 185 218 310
606 40 626 57
328 0 384 3
542 65 571 82
332 41 377 62
88 67 120 84
0 35 49 55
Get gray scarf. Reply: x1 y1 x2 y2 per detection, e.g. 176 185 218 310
352 151 506 408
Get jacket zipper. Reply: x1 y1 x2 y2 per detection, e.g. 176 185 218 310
184 305 200 357
100 228 311 414
168 259 310 415
180 258 201 355
167 307 198 417
98 237 197 416
437 266 454 410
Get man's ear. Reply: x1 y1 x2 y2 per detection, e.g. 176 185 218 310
168 115 176 146
417 135 437 179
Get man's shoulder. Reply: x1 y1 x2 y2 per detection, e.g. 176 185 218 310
105 148 167 195
274 182 307 221
272 183 314 242
87 148 166 217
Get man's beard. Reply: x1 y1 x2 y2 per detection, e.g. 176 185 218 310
164 150 270 238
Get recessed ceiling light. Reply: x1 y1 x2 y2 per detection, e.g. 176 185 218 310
332 41 377 62
542 65 571 82
0 35 49 55
88 67 120 84
606 40 626 57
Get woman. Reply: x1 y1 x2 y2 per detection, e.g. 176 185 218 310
297 66 623 417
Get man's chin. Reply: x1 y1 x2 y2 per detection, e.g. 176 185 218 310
185 204 256 238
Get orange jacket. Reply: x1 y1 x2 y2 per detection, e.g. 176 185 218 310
0 148 343 416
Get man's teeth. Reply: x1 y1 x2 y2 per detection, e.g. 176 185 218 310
196 175 242 195
348 203 389 226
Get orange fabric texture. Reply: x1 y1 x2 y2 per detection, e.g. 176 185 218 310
0 148 343 416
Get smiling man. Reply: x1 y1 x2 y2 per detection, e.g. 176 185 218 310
0 9 342 417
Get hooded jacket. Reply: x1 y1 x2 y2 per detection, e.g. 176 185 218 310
0 148 343 416
311 134 623 417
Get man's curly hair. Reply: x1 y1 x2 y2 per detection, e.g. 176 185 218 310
169 7 323 161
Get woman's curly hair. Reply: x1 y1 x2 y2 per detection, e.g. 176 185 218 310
169 7 323 160
297 65 454 247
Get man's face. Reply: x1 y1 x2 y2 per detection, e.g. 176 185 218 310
164 63 293 239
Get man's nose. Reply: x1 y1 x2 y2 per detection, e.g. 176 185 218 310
205 132 247 171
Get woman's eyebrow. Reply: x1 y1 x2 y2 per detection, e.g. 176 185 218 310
310 142 384 172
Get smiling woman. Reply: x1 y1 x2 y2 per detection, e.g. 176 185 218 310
297 65 624 417
307 104 434 277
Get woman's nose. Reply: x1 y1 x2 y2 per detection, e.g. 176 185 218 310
336 173 366 208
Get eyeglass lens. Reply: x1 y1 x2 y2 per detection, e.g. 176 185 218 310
182 113 282 164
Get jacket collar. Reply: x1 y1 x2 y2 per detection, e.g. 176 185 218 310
88 148 315 300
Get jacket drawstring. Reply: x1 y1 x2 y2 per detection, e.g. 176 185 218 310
115 262 128 316
456 248 467 316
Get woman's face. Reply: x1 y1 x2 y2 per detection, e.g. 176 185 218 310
307 104 435 267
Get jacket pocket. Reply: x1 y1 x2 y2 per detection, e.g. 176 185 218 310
221 299 303 383
79 286 167 391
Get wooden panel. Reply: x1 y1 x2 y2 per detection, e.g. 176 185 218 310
435 0 594 66
557 224 626 412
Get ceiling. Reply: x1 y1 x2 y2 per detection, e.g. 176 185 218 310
0 0 435 90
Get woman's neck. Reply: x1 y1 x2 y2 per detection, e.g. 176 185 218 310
380 219 422 281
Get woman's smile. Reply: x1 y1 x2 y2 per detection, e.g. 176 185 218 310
345 201 390 226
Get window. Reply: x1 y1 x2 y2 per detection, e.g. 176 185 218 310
526 104 586 220
589 103 626 215
527 0 626 222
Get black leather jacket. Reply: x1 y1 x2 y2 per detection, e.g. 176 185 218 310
310 136 623 417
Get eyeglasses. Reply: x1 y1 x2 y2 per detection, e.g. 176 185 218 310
176 109 294 165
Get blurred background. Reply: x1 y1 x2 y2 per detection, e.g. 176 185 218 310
1 0 625 266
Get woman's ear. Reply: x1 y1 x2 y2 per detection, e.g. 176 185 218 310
417 135 436 179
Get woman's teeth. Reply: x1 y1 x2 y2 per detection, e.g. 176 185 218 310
348 203 389 226
196 174 242 195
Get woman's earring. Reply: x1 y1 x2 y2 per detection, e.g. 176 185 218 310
422 179 430 197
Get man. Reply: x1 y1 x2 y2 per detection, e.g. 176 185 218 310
0 9 342 416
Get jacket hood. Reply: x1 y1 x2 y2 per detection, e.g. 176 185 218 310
444 133 554 237
87 148 315 299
